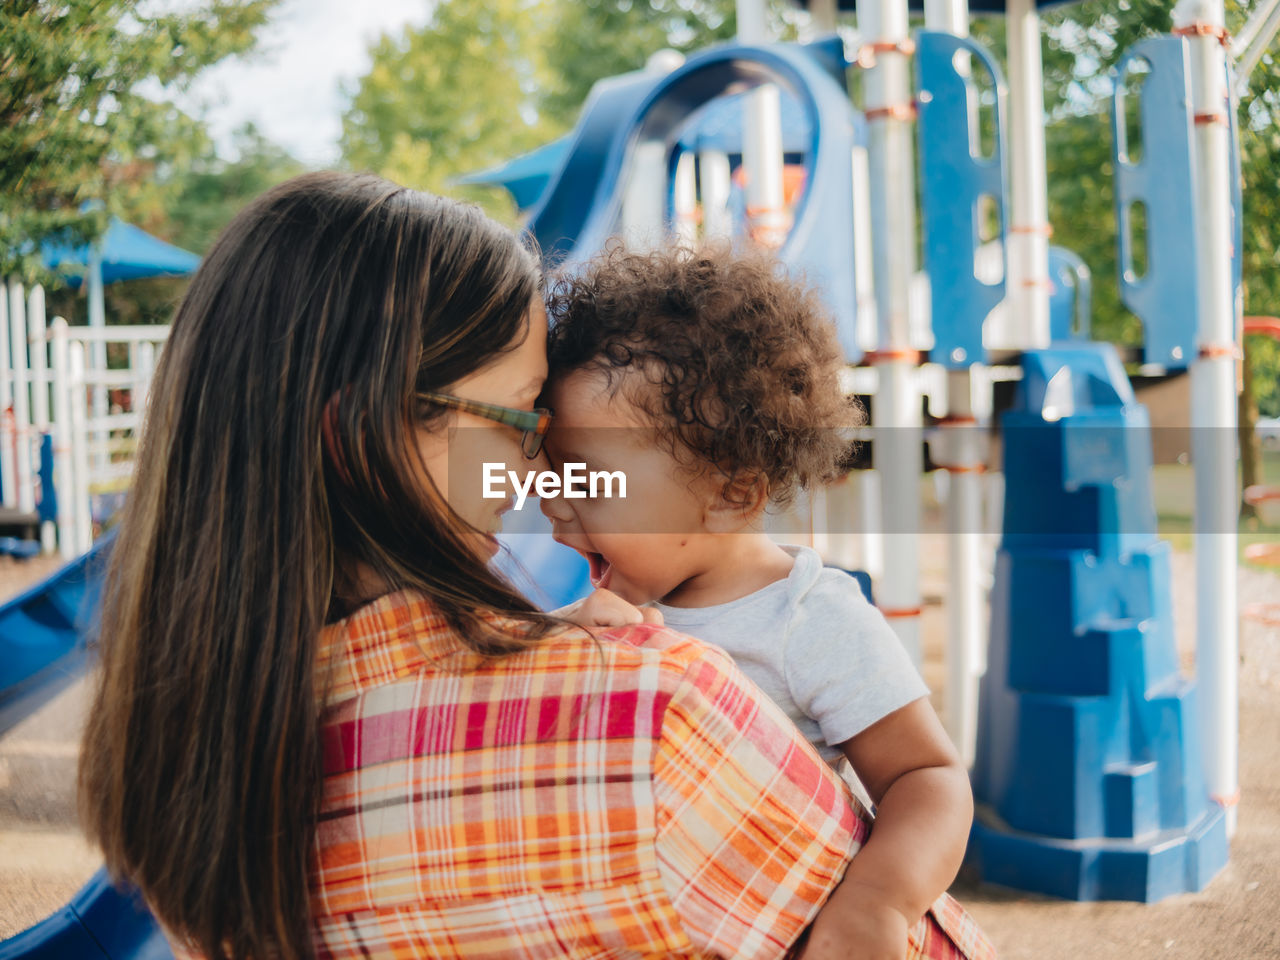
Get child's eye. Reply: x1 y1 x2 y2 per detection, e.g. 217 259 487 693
566 476 592 498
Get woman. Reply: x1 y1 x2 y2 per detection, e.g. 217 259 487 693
76 172 930 960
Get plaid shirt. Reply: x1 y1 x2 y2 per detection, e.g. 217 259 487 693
169 590 993 959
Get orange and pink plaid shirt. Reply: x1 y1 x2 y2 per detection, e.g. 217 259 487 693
168 589 993 959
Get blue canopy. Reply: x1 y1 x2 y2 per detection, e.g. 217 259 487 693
41 217 201 287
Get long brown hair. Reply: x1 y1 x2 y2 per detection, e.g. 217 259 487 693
78 172 556 959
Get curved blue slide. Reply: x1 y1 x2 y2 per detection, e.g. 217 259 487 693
0 535 110 738
529 36 866 360
0 38 865 958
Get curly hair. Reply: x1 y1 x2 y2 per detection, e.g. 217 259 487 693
546 243 862 507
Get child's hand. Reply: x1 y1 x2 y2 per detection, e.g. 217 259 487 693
797 884 910 960
553 589 664 632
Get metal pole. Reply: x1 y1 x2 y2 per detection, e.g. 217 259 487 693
9 281 33 514
1 282 16 509
700 150 734 238
674 152 700 246
1178 0 1240 836
926 0 980 764
137 341 156 415
924 0 969 34
863 0 923 664
69 341 93 553
620 141 668 250
49 318 76 559
941 371 985 765
1005 0 1052 350
28 287 54 552
737 0 789 248
28 286 48 429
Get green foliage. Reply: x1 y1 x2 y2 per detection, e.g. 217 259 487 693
973 0 1280 407
1251 335 1280 418
535 0 740 129
339 0 814 218
0 0 277 281
165 123 306 255
340 0 559 220
42 122 307 333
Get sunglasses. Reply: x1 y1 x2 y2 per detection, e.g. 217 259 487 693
418 392 553 459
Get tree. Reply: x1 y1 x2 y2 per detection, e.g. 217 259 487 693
534 0 740 130
42 123 307 335
341 0 559 219
339 0 807 218
970 0 1280 419
164 123 306 256
0 0 278 281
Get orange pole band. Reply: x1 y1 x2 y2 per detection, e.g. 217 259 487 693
1242 603 1280 627
865 102 918 123
1198 343 1240 359
1243 316 1280 340
881 606 924 619
1243 485 1280 505
1010 223 1054 237
855 39 917 68
1172 23 1231 47
1244 542 1280 566
935 463 987 474
1194 112 1228 126
1211 789 1241 808
863 348 923 365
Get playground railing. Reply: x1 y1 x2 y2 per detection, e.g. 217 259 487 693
47 320 166 558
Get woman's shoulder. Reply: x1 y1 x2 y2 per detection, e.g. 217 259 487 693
537 620 741 684
319 590 739 705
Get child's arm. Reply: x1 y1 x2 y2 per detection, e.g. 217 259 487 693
798 698 972 960
552 588 664 631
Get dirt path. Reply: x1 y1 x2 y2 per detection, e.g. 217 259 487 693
0 544 1277 956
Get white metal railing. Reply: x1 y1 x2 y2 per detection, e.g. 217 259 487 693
1 278 166 559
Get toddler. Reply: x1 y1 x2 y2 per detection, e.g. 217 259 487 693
539 244 993 960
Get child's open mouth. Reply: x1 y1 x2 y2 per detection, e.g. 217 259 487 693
586 551 613 590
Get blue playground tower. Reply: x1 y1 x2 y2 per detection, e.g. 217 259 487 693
969 344 1229 901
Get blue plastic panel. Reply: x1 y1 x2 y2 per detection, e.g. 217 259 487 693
1048 246 1092 341
556 41 865 361
0 867 174 960
1228 63 1243 308
915 31 1008 369
525 71 661 263
969 344 1229 902
1111 36 1198 368
0 532 111 735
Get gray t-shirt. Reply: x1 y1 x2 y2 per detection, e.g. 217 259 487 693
653 544 928 766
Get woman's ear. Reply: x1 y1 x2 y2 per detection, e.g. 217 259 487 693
703 472 769 534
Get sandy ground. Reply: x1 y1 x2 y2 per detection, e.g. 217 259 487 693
0 541 1277 956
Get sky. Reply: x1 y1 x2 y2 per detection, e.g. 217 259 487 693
171 0 432 166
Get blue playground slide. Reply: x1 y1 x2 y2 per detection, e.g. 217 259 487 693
528 36 867 362
0 534 110 737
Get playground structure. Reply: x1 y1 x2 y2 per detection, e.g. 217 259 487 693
0 280 165 561
4 0 1280 954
